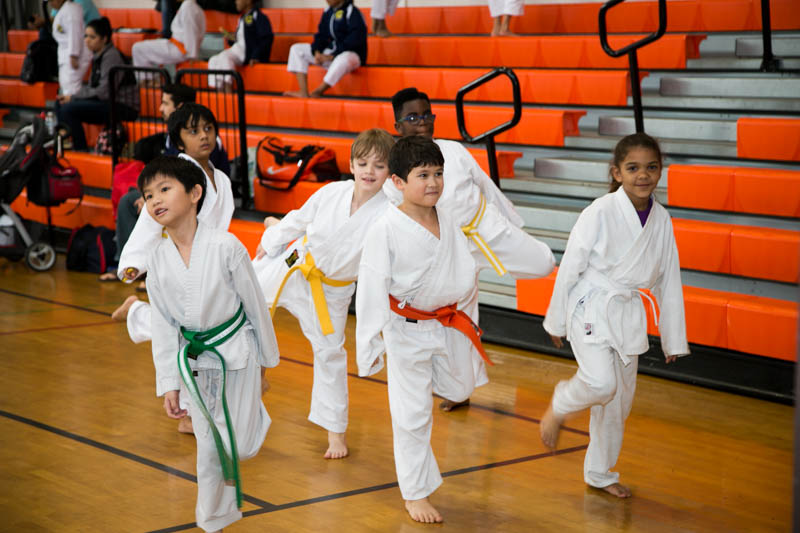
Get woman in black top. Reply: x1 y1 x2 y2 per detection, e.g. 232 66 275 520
55 17 138 151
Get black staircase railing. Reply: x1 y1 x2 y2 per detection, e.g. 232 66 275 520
455 67 522 189
598 0 667 133
758 0 781 72
175 69 250 208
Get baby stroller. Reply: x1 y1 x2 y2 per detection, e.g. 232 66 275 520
0 115 80 271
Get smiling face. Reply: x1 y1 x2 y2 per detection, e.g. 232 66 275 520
350 150 390 197
142 174 202 227
392 164 443 209
178 117 215 161
611 146 662 210
394 98 435 139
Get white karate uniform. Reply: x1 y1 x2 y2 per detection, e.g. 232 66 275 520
488 0 524 17
52 1 90 96
132 0 205 78
148 222 279 532
253 181 388 433
119 154 235 344
371 0 399 20
383 139 555 380
286 43 361 88
543 188 689 488
356 205 483 501
207 16 245 88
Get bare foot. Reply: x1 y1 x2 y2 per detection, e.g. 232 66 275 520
309 88 326 98
439 398 470 412
324 431 348 459
111 295 139 322
177 416 194 435
98 272 118 282
405 498 443 523
497 29 517 36
375 28 392 37
539 404 563 450
597 483 632 498
283 90 309 98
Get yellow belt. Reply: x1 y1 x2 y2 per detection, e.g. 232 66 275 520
461 194 507 276
269 237 351 335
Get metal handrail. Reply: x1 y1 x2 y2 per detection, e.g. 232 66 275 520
598 0 667 133
176 68 250 207
758 0 780 72
455 67 522 188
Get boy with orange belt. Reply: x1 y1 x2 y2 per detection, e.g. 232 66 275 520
356 136 487 524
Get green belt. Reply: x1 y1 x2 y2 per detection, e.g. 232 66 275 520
177 303 247 508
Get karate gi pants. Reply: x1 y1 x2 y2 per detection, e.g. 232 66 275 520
384 318 479 501
371 0 399 19
488 0 524 17
58 58 91 96
207 44 245 88
188 356 270 532
551 302 638 489
132 38 187 80
286 43 361 88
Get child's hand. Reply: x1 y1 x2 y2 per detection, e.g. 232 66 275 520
313 51 327 64
263 216 280 228
549 334 565 349
56 94 71 104
164 390 187 419
122 267 140 281
70 56 79 69
665 355 677 364
255 244 266 260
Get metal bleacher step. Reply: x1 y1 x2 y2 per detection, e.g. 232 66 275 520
565 130 738 158
659 75 800 99
638 89 800 112
598 115 738 142
687 54 800 70
735 36 800 58
502 175 668 204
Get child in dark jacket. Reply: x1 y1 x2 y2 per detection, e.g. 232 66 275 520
208 0 273 88
284 0 367 98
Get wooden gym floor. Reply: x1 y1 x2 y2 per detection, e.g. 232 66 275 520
0 257 793 532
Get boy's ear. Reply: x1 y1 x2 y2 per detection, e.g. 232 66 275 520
390 173 405 190
190 183 203 205
349 159 355 175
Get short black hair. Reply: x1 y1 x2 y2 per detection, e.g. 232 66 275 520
138 156 207 214
162 83 196 108
391 87 430 121
87 16 112 40
389 136 444 181
167 103 218 152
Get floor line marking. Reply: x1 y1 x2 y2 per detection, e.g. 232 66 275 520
0 288 113 317
0 320 117 336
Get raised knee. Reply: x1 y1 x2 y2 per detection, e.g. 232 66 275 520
587 379 616 404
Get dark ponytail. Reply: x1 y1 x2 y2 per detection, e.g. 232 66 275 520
87 16 113 42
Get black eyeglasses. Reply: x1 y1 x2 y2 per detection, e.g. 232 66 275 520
397 113 436 125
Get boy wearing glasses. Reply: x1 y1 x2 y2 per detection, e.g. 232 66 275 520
385 87 555 410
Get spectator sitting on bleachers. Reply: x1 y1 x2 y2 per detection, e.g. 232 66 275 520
489 0 521 36
370 0 396 37
284 0 367 99
55 17 139 151
49 0 92 96
132 0 205 81
98 82 230 282
208 0 273 89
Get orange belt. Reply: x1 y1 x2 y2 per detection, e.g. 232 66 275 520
389 295 493 366
168 37 187 55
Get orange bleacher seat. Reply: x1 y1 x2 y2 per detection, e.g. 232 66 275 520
0 79 57 108
227 218 264 257
112 32 158 57
62 152 112 189
667 165 736 212
253 180 325 214
672 218 733 274
683 286 729 349
7 30 36 53
205 10 239 32
11 191 114 230
727 295 797 361
515 271 557 317
189 61 639 107
0 53 25 78
100 8 161 30
738 118 800 162
730 226 800 283
733 167 800 218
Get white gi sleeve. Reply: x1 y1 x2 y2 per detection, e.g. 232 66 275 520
542 210 596 337
117 204 163 277
652 218 690 358
230 240 281 368
355 225 392 377
460 143 525 228
66 10 83 59
183 2 205 58
259 186 322 256
147 272 182 396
